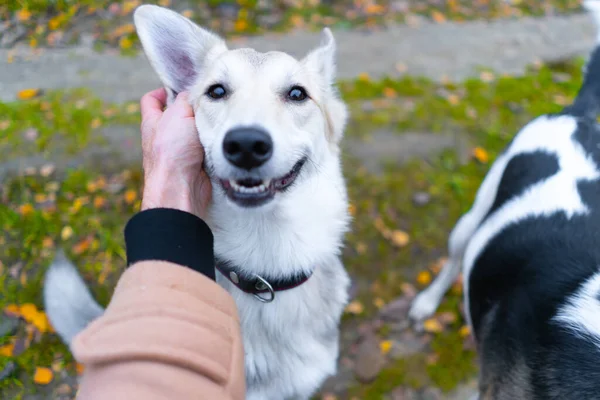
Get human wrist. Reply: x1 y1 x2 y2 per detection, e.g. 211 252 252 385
141 168 197 216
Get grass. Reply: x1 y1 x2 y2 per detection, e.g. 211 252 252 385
0 0 586 51
0 56 587 398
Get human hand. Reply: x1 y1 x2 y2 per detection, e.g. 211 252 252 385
139 88 212 220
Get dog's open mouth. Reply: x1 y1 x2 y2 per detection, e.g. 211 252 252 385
220 157 307 207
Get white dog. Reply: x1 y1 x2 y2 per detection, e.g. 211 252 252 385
44 5 351 400
409 2 600 398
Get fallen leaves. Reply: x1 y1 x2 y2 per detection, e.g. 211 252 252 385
345 300 364 315
416 271 432 286
374 217 411 248
33 367 53 385
17 89 42 100
0 343 14 357
472 146 490 164
423 318 443 333
61 226 74 240
124 189 137 204
119 37 133 50
389 230 410 247
18 204 35 217
16 9 32 22
379 340 393 355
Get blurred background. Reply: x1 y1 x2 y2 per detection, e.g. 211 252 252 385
0 0 593 399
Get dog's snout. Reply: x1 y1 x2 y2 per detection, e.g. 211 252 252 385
223 127 273 170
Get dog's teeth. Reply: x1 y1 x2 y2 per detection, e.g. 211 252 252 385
229 180 240 190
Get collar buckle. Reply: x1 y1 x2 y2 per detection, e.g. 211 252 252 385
252 275 275 303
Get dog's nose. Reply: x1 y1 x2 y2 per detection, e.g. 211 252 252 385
223 127 273 170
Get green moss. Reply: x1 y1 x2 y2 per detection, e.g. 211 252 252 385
347 358 409 399
427 331 477 392
0 89 140 160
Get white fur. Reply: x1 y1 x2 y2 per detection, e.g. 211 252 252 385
554 270 600 349
45 5 350 400
409 115 600 328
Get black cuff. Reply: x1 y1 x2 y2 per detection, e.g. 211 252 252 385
124 208 215 281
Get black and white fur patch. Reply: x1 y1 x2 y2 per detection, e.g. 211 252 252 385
409 2 600 399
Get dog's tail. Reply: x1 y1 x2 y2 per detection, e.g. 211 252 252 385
564 0 600 118
44 249 105 347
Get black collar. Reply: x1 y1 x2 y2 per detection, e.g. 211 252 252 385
215 258 313 303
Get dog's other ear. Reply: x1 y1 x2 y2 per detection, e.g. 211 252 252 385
303 28 348 144
302 28 337 86
134 5 227 104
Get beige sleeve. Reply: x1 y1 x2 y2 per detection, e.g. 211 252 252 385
71 260 245 400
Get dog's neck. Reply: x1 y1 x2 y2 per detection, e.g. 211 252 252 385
206 155 349 279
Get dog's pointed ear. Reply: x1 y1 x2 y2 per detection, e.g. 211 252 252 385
302 28 337 86
134 5 227 103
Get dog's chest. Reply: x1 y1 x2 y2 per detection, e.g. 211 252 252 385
215 259 350 400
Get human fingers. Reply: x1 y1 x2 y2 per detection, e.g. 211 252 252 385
140 88 167 122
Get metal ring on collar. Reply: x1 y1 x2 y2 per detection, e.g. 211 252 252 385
252 275 275 303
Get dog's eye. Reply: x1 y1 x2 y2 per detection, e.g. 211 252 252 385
206 84 227 100
287 86 308 102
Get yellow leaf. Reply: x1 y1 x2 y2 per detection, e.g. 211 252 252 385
0 343 14 357
355 241 367 254
459 325 471 338
234 19 248 32
289 15 304 28
431 10 446 23
33 367 53 385
20 303 38 323
16 9 32 22
119 37 133 50
473 147 489 164
17 88 41 100
34 194 47 203
383 87 397 98
73 237 92 255
373 297 385 309
126 103 139 113
358 72 370 82
390 230 410 247
61 226 74 240
159 0 171 6
122 0 141 14
93 196 106 209
124 189 137 204
365 4 384 14
447 94 460 105
345 300 364 315
29 38 38 48
416 271 432 286
379 340 393 355
19 203 35 216
91 118 102 129
348 203 356 216
42 237 54 248
182 10 194 18
48 16 62 30
4 304 20 317
70 198 84 214
75 363 85 375
423 318 443 333
32 312 49 333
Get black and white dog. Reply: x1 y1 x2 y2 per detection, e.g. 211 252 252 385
409 2 600 398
